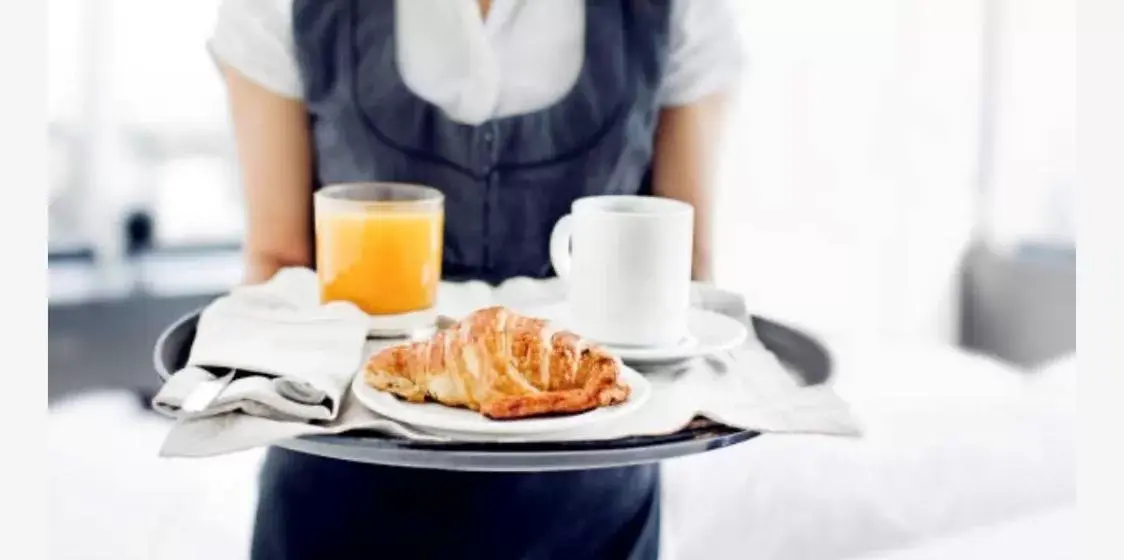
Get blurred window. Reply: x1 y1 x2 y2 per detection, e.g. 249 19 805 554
48 0 242 259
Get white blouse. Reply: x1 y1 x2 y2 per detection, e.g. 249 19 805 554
210 0 745 125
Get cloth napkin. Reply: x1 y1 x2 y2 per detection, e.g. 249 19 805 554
152 268 370 423
157 277 861 457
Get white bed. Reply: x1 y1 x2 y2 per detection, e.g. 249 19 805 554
48 344 1075 560
660 345 1075 560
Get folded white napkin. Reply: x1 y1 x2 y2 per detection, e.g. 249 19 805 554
156 277 861 457
151 268 370 423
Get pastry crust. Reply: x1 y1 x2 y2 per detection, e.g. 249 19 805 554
364 306 630 419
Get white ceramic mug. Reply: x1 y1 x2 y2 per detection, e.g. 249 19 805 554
549 195 694 347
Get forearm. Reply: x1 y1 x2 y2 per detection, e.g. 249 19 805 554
220 62 316 286
653 172 715 282
651 92 729 282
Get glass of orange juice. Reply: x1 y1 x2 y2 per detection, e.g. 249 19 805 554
314 182 444 335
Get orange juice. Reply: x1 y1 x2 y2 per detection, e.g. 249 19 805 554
316 210 444 315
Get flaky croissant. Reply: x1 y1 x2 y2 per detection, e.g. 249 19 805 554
364 306 630 419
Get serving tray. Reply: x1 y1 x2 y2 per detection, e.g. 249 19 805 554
153 308 831 472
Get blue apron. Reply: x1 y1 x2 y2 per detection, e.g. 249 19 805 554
251 1 673 558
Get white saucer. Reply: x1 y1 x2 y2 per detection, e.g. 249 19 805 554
350 365 651 436
518 303 749 365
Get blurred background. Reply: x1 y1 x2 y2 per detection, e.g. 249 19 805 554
48 0 1075 558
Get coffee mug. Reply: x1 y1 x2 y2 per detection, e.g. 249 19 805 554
549 195 694 347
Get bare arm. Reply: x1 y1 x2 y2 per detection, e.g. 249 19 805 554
220 63 315 284
651 91 730 282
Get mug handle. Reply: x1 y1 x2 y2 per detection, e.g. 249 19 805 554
549 214 574 280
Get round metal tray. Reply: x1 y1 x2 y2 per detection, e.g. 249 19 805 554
154 309 831 472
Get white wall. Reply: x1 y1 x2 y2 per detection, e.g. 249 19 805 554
984 0 1075 248
714 0 985 345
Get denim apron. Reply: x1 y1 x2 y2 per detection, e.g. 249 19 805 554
250 1 672 558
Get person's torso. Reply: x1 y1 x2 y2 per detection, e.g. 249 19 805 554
293 0 673 285
392 0 588 124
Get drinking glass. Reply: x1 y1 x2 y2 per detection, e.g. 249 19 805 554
314 182 444 333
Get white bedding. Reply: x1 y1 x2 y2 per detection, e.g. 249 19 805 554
850 505 1075 560
660 345 1075 560
48 347 1075 560
48 393 263 560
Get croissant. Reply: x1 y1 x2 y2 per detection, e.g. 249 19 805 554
364 306 630 419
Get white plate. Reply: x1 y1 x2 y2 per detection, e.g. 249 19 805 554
350 364 651 436
517 303 749 364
